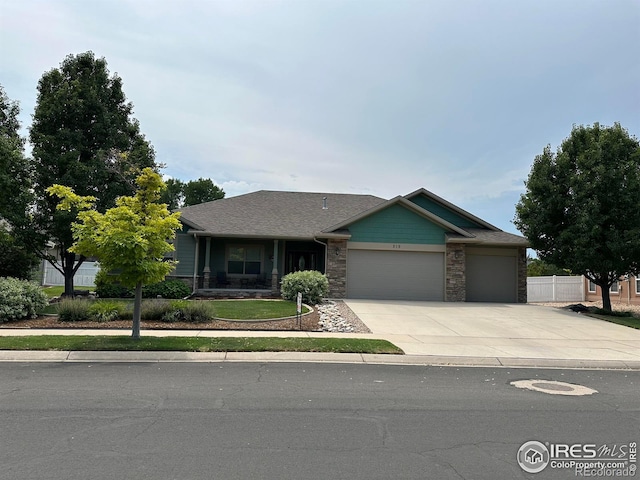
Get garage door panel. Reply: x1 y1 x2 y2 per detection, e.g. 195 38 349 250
347 250 444 301
466 254 516 302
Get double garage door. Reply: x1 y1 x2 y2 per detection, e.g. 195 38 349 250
347 249 444 301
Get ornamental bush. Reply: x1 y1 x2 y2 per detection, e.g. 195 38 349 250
95 270 190 299
88 300 127 322
94 270 133 298
0 277 49 322
142 279 191 299
280 270 329 305
57 298 91 322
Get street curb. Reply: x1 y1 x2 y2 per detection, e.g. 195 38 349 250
1 350 640 370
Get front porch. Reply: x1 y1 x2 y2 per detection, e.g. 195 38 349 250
194 288 281 299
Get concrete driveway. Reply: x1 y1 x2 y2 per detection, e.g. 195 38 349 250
343 300 640 367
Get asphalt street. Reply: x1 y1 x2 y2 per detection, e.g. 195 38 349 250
0 362 637 480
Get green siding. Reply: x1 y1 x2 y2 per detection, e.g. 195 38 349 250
409 195 482 228
348 204 446 244
174 233 196 275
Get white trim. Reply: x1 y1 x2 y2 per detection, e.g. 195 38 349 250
636 277 640 295
587 279 597 293
347 242 446 253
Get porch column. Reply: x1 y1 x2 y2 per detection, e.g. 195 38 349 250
271 239 279 292
203 237 212 287
192 234 199 292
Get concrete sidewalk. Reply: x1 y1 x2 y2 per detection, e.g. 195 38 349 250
1 309 640 369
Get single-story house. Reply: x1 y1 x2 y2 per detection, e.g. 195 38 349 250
168 188 529 302
585 275 640 306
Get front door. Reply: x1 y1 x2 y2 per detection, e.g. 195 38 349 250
286 251 317 274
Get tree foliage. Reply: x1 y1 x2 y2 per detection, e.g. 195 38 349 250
29 52 157 296
160 177 225 209
515 123 640 311
526 258 570 277
0 85 39 278
183 178 224 206
49 168 181 338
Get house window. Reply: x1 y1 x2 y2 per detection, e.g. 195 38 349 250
610 280 619 294
636 277 640 295
588 280 596 293
227 246 262 274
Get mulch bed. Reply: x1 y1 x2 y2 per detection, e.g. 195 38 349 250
0 309 321 332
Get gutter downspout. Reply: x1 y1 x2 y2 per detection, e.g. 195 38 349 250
313 237 328 274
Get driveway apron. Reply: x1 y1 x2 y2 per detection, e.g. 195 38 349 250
343 300 640 364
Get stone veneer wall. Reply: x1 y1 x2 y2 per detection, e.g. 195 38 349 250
517 247 527 303
445 244 466 302
326 239 348 298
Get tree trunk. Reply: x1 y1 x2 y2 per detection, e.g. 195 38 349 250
132 282 142 340
62 251 76 297
601 284 612 312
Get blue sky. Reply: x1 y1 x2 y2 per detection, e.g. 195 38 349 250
1 0 638 235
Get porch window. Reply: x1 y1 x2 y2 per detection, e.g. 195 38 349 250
227 246 262 275
588 280 596 293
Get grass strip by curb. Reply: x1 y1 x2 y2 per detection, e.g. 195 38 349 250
587 314 640 330
0 336 404 354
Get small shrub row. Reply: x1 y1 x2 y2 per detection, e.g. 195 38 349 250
280 270 329 305
0 277 49 322
94 271 191 299
57 299 214 324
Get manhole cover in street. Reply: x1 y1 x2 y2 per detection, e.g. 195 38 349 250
510 380 598 396
531 382 574 392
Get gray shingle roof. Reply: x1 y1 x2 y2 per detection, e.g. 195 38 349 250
178 190 386 239
447 228 529 246
178 189 529 246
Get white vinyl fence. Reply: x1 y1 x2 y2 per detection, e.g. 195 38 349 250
527 275 584 302
42 261 99 287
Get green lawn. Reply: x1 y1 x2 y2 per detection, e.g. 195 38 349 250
212 300 309 320
39 298 308 321
0 336 403 354
42 285 94 298
587 313 640 330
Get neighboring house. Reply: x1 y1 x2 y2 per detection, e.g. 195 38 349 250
169 188 529 302
584 275 640 306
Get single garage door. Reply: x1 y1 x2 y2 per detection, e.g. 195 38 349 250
347 250 444 300
466 253 517 302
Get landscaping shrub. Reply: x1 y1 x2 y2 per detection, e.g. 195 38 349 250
176 301 214 323
280 270 329 305
0 277 49 322
140 299 174 321
88 300 127 323
95 270 190 299
94 270 133 298
57 298 91 322
142 279 190 299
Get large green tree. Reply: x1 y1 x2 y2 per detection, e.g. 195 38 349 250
0 85 39 278
160 177 225 209
49 168 181 339
183 178 225 206
30 52 157 296
515 123 640 311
